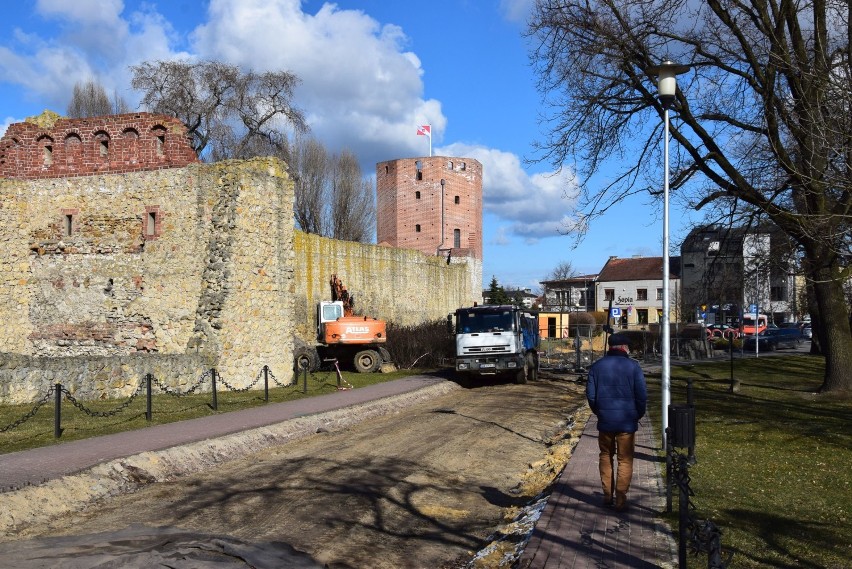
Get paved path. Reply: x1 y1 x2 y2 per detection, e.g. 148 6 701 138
519 415 677 568
0 374 445 490
2 373 678 568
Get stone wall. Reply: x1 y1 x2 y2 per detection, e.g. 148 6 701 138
0 157 295 403
292 232 483 342
0 151 482 405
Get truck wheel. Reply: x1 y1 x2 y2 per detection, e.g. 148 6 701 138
526 353 538 382
354 350 381 373
515 358 529 384
294 346 320 373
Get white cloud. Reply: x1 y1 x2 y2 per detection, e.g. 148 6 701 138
191 0 446 168
499 0 535 23
438 142 581 243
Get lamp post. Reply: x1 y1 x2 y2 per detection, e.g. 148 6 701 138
649 60 689 451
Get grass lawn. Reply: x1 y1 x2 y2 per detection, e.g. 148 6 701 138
648 354 851 569
0 366 420 455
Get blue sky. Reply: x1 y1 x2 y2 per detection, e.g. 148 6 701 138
0 0 693 290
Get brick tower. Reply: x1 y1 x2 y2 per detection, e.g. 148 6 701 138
376 156 482 261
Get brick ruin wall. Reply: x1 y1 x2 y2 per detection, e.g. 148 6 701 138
0 111 199 179
0 125 481 404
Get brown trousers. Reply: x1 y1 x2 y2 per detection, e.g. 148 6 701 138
598 431 636 502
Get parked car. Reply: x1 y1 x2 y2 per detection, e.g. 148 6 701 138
742 327 802 351
801 323 813 339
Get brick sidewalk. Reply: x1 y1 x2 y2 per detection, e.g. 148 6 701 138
519 415 677 568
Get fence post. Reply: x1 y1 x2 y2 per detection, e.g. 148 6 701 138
687 378 697 464
303 366 308 394
678 455 689 568
264 365 269 402
146 373 153 421
211 368 218 411
54 382 62 439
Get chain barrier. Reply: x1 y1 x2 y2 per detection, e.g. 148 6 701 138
0 384 57 432
0 364 344 437
217 367 265 393
150 369 212 397
266 367 291 388
59 381 146 418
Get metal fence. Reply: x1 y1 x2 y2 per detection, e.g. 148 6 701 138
0 363 350 439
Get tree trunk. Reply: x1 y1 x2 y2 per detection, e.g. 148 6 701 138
812 267 852 392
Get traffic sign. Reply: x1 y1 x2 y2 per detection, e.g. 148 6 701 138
747 304 757 313
610 307 622 318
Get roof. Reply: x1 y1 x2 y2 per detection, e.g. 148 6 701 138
540 274 598 286
597 256 681 281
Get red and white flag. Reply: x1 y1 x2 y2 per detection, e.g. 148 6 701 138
416 124 431 137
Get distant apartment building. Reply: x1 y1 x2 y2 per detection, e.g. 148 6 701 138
680 224 800 325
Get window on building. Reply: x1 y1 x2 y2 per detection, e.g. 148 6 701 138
547 317 556 338
605 288 614 301
64 134 82 166
43 144 53 166
415 160 422 181
447 161 453 170
657 288 664 300
146 211 157 236
415 224 421 232
637 309 648 325
453 228 460 248
770 286 785 301
415 191 421 199
454 195 460 204
637 288 648 301
578 290 588 308
460 162 466 171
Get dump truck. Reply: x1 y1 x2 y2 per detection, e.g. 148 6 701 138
448 304 540 384
293 275 390 373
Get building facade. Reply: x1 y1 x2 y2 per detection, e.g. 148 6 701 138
595 256 682 328
376 156 483 261
680 224 800 325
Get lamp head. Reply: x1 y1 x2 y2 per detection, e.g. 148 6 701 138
648 60 690 110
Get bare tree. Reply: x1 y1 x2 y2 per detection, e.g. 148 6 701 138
292 136 329 235
528 0 852 393
546 260 577 281
290 137 375 243
67 80 129 118
130 60 307 158
330 150 375 242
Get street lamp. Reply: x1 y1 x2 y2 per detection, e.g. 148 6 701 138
649 60 689 451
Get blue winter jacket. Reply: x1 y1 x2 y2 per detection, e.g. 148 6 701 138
586 350 647 433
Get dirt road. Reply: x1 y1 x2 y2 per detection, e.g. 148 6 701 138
1 374 589 568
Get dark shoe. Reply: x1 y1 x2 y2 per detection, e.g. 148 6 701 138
602 494 613 507
615 494 628 511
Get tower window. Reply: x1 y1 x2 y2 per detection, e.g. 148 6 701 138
454 228 461 248
146 211 157 236
415 191 421 199
64 214 73 236
415 160 422 181
43 145 53 166
415 224 421 232
454 195 460 204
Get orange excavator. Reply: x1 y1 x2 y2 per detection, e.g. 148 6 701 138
294 275 390 373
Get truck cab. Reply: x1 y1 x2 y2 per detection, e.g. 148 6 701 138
450 305 540 384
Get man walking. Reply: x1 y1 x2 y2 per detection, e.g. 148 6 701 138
586 333 647 511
